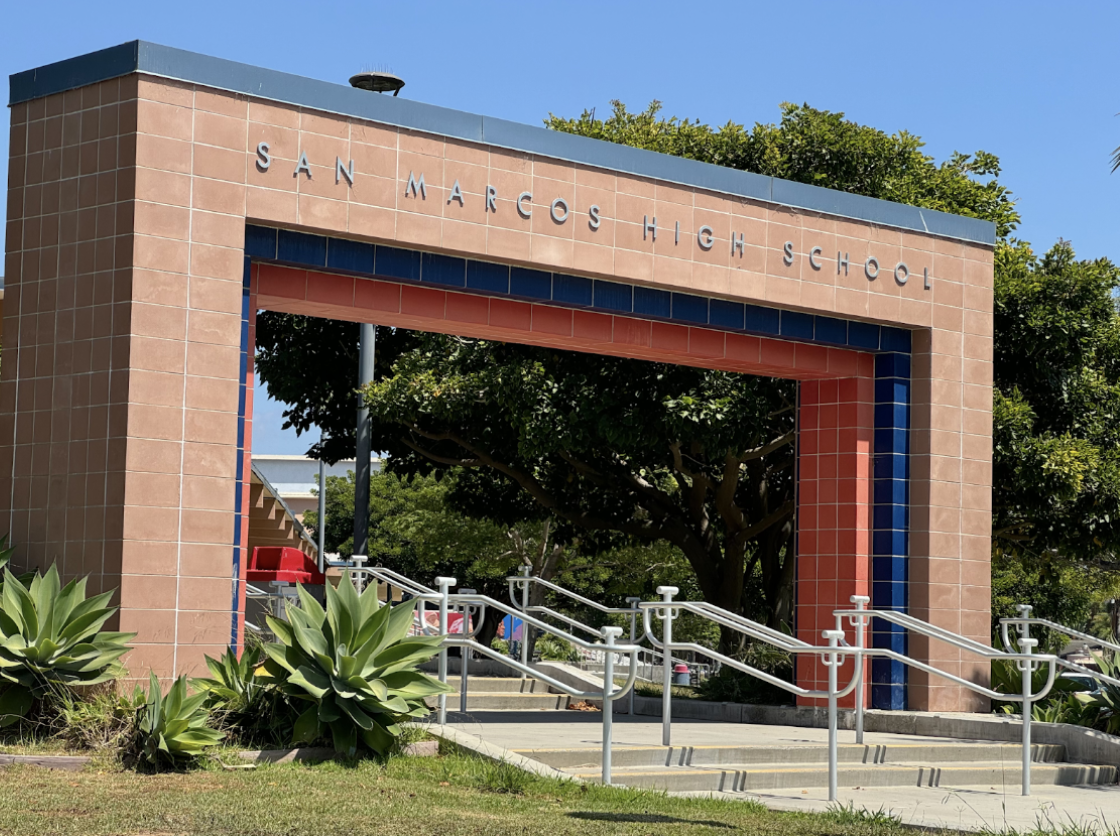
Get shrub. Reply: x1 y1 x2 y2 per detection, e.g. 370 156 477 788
262 580 452 757
535 633 581 663
0 566 134 727
695 644 795 706
51 684 144 751
135 672 224 769
192 645 297 748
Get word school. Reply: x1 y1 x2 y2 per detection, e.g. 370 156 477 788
255 143 932 289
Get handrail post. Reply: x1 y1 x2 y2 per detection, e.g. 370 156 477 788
849 595 870 745
1019 635 1038 796
435 576 456 725
350 555 368 592
657 586 678 747
458 588 475 715
823 628 845 803
601 626 623 785
519 566 531 679
626 596 641 716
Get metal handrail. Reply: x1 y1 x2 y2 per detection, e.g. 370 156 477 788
421 577 640 785
639 586 859 801
508 572 642 617
507 569 647 714
999 605 1120 658
835 603 1060 797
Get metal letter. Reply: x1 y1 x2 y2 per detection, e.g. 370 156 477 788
783 241 795 266
837 251 850 275
405 171 427 199
517 191 533 218
697 225 714 251
809 246 822 270
675 221 680 245
447 179 465 206
588 204 601 230
294 151 312 179
865 256 880 280
731 231 745 256
644 215 657 242
894 262 909 285
486 185 497 213
336 156 354 186
550 197 569 224
924 267 932 289
256 142 271 171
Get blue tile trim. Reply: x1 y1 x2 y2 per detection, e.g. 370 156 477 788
870 350 911 709
230 256 252 648
247 225 915 356
10 41 995 246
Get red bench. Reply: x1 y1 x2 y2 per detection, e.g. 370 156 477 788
246 547 326 585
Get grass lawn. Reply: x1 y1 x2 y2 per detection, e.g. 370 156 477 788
0 749 926 836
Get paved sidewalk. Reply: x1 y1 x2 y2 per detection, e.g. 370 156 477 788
441 710 1120 832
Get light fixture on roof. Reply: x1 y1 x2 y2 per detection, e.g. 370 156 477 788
349 68 405 96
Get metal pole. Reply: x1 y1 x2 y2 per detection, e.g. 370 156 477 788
1020 635 1037 796
353 323 375 559
435 576 455 726
823 628 844 803
657 586 678 747
626 597 641 716
601 626 622 785
317 454 326 573
519 566 531 679
850 595 869 745
459 588 475 715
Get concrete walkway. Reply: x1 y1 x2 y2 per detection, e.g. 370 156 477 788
442 710 1120 833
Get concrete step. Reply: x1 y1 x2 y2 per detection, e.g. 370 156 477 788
569 761 1117 792
517 742 1067 770
431 693 574 711
441 677 561 694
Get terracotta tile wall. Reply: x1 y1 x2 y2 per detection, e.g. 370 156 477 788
2 77 136 622
796 376 874 707
116 80 251 677
2 73 993 703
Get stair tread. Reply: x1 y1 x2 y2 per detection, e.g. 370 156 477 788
567 761 1114 776
514 742 1059 752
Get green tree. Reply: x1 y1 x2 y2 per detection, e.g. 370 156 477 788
992 241 1120 566
258 101 1017 641
546 102 1018 237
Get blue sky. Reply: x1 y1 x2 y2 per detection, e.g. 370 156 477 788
4 1 1118 454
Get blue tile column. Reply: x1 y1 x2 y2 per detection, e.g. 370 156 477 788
230 255 252 648
871 352 911 709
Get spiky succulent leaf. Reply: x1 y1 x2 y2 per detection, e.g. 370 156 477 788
0 565 134 723
263 580 451 755
136 672 224 767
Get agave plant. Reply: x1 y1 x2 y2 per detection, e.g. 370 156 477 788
0 535 32 595
136 671 224 767
1072 654 1120 734
0 566 135 726
191 644 297 747
192 645 265 707
262 580 452 756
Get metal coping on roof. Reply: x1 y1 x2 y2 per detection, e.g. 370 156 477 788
10 40 996 247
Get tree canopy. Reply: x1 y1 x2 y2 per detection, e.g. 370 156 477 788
546 102 1019 237
992 240 1120 565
